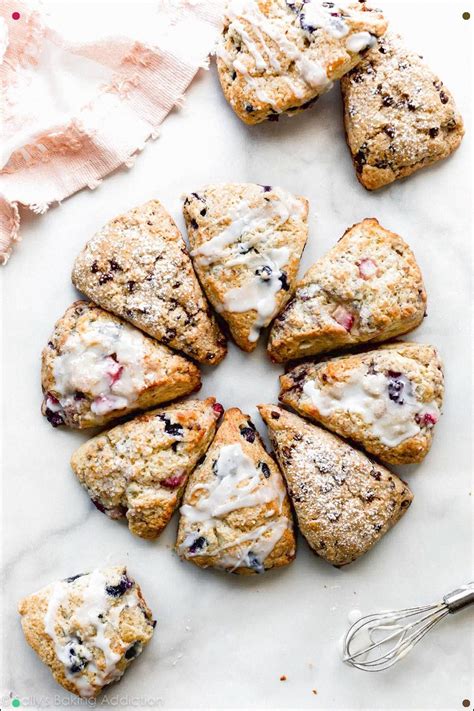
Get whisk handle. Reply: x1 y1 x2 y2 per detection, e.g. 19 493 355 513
444 582 474 612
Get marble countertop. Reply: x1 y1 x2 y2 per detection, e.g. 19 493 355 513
1 1 472 709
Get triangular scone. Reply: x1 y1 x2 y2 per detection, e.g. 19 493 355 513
176 408 296 574
341 32 464 190
71 398 222 539
267 218 426 363
41 301 201 429
184 184 308 351
217 0 387 125
18 566 155 698
72 200 227 365
258 405 413 566
280 343 444 465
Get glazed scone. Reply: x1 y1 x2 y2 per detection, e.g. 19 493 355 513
184 184 308 351
71 398 222 539
72 200 227 365
258 405 413 566
341 32 464 190
41 301 201 429
267 218 426 362
217 0 387 124
176 408 296 574
18 567 155 699
280 343 444 465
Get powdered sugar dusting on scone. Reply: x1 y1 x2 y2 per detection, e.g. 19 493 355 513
258 405 413 566
341 32 464 190
217 0 387 124
185 184 308 350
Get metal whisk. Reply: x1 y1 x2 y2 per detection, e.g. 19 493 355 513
343 582 474 671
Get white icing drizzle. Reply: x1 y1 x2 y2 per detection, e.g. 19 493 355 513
303 371 440 448
179 443 289 571
191 189 304 340
223 246 291 342
52 319 145 416
220 0 378 106
43 569 138 698
345 31 376 54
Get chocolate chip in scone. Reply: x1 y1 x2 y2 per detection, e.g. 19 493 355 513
158 414 184 438
259 461 271 478
439 91 449 104
383 125 395 138
279 271 290 291
105 574 133 597
245 104 254 114
382 95 395 107
99 272 113 285
190 218 198 230
189 535 207 554
270 411 280 420
65 573 86 583
240 425 256 443
109 259 122 272
429 127 440 138
127 280 136 293
407 100 417 112
124 642 142 660
90 260 100 273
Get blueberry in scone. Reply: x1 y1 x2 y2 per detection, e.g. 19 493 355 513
176 407 296 574
341 32 464 190
70 398 223 539
267 218 426 363
71 200 227 365
217 0 387 125
18 566 155 698
279 342 444 465
258 405 413 566
184 184 308 351
41 301 201 429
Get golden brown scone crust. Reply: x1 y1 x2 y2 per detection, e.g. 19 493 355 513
71 398 222 539
71 200 227 365
176 407 296 574
341 32 464 190
280 342 444 465
267 218 426 362
41 301 201 429
18 566 154 698
184 183 308 351
217 0 387 124
258 405 413 566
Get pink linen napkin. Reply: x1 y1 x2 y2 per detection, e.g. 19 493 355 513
0 0 225 264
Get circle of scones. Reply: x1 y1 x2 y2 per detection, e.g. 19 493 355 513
41 301 201 429
18 567 155 699
217 0 387 124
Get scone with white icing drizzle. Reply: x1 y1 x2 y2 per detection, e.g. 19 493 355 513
184 184 308 351
341 32 464 190
279 342 444 465
72 200 227 366
217 0 387 125
41 301 201 429
176 407 296 574
18 567 155 699
258 405 413 566
71 398 223 539
267 218 426 363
